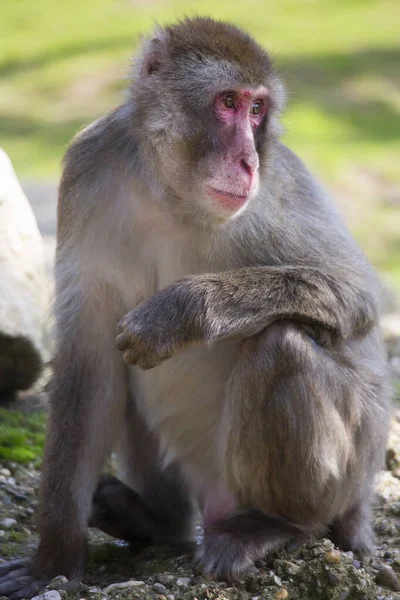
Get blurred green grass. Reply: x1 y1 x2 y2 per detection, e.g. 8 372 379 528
0 409 46 466
1 0 399 292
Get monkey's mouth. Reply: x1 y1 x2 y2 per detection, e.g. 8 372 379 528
207 186 249 212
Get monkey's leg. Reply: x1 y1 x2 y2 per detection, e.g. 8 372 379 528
0 287 127 600
90 400 195 545
197 322 382 581
329 501 374 555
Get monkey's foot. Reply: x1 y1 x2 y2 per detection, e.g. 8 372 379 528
90 474 159 543
0 558 49 600
195 530 256 581
195 511 300 582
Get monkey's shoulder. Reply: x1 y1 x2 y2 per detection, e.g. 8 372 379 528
60 105 137 193
58 105 138 231
271 142 332 208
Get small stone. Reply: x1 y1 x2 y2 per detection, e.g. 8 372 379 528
176 577 191 587
48 576 68 587
167 595 175 600
274 589 288 600
58 581 82 594
352 559 361 569
338 591 349 600
153 583 168 594
1 518 17 529
324 550 341 564
32 592 62 600
98 565 106 573
0 468 11 477
157 575 175 586
326 571 339 586
103 580 145 593
376 566 400 591
0 530 5 537
272 575 283 587
0 476 6 484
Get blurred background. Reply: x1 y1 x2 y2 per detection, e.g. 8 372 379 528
1 0 400 294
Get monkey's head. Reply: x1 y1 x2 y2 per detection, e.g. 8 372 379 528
131 17 285 224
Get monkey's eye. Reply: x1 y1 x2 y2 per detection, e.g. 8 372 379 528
250 100 263 115
222 94 235 109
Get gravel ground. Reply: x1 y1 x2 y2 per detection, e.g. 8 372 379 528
0 337 400 600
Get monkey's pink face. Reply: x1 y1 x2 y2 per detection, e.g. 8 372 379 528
202 86 268 219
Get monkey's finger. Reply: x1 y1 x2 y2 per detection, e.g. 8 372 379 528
0 568 28 585
9 580 48 600
0 574 36 596
116 320 126 335
0 559 30 576
115 332 136 352
122 348 140 364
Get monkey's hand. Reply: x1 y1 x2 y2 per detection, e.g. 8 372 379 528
115 282 204 369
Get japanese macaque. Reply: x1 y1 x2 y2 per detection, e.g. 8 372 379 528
0 17 390 599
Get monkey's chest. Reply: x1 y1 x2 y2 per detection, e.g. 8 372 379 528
129 340 240 489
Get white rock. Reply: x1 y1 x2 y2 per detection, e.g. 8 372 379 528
103 580 145 593
0 148 52 395
0 468 11 477
153 583 168 594
176 578 191 587
32 591 62 600
1 517 17 529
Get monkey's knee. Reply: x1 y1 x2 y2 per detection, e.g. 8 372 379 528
240 320 324 363
226 322 353 525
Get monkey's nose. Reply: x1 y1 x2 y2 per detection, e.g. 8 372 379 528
240 155 259 176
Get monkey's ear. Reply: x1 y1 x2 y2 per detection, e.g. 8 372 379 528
137 28 170 78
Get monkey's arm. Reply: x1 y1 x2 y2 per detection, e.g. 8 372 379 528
116 265 377 369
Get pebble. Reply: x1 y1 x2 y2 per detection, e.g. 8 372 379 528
176 577 191 587
153 583 168 594
48 576 68 587
326 571 339 586
32 591 62 600
0 468 11 477
324 550 341 564
375 566 400 591
58 581 82 594
274 589 288 599
167 595 175 600
103 580 145 593
157 575 175 586
352 559 361 569
1 518 17 529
